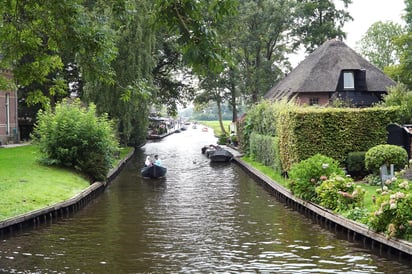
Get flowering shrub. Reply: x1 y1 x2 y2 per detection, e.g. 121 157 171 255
368 172 412 240
288 154 345 202
316 175 365 212
369 191 412 240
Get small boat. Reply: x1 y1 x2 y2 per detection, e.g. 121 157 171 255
141 164 167 178
202 127 208 132
209 148 233 162
202 145 233 162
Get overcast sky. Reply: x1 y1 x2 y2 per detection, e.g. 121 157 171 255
290 0 406 66
342 0 406 48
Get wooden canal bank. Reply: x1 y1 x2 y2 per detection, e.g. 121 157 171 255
233 157 412 262
0 148 135 239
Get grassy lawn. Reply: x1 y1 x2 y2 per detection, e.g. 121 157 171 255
0 145 125 221
197 120 232 136
0 145 134 221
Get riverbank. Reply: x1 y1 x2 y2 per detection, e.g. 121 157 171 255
232 156 412 260
0 145 135 237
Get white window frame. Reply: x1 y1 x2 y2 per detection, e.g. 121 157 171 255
343 71 355 89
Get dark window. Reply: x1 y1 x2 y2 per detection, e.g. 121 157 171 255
309 98 319 105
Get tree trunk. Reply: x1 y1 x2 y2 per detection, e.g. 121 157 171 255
216 98 227 136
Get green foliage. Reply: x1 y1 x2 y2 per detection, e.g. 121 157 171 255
381 83 412 124
280 106 399 171
0 0 117 106
342 207 369 223
346 151 367 178
249 132 281 173
217 134 228 145
316 175 365 212
240 99 296 156
369 190 412 240
365 144 408 174
357 21 405 70
288 154 345 202
293 0 352 53
32 99 119 181
154 0 237 76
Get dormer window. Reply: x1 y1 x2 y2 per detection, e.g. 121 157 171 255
343 71 355 89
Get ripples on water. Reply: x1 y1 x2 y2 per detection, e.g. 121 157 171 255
0 127 411 273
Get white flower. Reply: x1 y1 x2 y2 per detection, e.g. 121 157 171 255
322 163 329 169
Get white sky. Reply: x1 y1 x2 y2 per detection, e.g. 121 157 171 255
290 0 406 66
342 0 406 49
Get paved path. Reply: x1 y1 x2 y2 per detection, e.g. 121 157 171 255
0 142 31 148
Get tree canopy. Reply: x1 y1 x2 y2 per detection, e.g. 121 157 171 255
0 0 356 145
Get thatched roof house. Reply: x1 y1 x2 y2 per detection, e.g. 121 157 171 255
264 39 396 107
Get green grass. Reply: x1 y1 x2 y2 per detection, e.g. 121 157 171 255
242 156 289 187
0 145 90 221
115 146 134 165
197 120 232 136
242 155 380 217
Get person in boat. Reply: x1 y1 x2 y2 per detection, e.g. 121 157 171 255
145 156 152 167
154 155 162 166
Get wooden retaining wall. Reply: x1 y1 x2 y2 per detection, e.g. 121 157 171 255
0 149 135 239
233 157 412 261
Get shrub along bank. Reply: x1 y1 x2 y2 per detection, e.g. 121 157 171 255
239 100 411 241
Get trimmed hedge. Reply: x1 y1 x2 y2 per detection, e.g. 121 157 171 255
241 101 400 173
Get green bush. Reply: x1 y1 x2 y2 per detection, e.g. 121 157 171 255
249 132 281 173
365 144 408 174
346 151 367 178
32 99 119 181
217 134 228 145
369 191 412 240
316 175 365 212
288 154 345 202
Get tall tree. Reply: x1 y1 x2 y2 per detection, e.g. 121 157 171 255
154 0 237 76
0 0 117 106
236 0 295 103
82 0 155 146
357 21 405 70
385 0 412 89
196 72 230 136
293 0 353 53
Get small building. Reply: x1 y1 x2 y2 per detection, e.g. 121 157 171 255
264 39 396 107
0 69 18 145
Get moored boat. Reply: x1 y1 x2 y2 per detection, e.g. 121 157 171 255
141 164 167 178
202 145 233 162
209 148 233 162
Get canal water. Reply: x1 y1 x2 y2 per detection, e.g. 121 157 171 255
0 127 411 273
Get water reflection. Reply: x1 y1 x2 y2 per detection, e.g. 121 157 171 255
0 126 411 273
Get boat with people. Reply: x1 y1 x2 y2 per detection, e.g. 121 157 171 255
141 155 167 178
141 165 167 178
201 145 233 162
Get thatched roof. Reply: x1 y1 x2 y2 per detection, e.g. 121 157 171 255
264 39 396 100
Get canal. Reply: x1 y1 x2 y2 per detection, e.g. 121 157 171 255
0 127 411 273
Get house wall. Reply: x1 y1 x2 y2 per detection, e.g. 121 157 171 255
0 70 18 144
296 93 330 106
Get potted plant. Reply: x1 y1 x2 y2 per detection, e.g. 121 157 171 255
230 135 238 146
